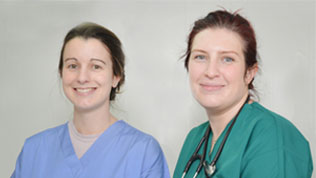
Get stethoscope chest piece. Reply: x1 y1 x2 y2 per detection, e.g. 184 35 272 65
204 162 216 177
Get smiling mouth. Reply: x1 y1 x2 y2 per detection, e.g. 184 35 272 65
200 84 224 91
74 87 96 95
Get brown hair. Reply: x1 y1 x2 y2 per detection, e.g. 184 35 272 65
58 22 125 101
184 10 258 90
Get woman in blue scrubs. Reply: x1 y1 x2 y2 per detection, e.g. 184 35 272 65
173 10 313 178
12 22 170 178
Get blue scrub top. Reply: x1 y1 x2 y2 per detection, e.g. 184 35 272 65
12 120 170 178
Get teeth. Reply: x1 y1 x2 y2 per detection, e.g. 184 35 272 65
76 88 93 93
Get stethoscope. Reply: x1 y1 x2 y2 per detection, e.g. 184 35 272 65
182 96 250 178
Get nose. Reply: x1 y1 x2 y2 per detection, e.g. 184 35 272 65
204 59 220 79
77 67 90 84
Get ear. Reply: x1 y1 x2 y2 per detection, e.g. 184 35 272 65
112 75 121 88
245 63 258 84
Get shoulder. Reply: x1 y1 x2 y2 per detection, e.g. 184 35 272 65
243 102 312 162
116 120 156 142
114 121 170 176
173 122 209 177
12 123 68 176
180 121 208 155
247 102 307 142
239 102 313 177
114 120 162 151
186 121 209 140
179 121 208 150
247 102 288 125
23 123 67 149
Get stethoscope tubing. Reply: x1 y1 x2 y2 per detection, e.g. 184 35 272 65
182 96 250 178
182 127 210 178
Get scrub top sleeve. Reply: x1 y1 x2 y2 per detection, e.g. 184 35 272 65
240 118 281 178
173 123 207 178
241 149 280 178
140 138 170 178
241 146 313 178
11 138 38 178
240 117 313 178
11 149 23 178
173 129 193 178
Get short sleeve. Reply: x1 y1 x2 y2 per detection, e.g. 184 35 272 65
241 146 313 178
11 148 23 178
11 138 37 178
240 116 313 178
140 138 170 178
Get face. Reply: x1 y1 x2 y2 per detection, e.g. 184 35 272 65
188 28 256 113
62 37 120 112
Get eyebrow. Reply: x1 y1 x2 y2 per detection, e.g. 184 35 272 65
91 58 106 65
64 58 106 65
191 49 207 54
64 58 77 63
220 51 240 57
191 49 240 57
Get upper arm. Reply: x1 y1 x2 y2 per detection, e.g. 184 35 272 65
140 138 170 178
11 139 35 178
11 149 23 178
241 147 313 178
240 117 313 178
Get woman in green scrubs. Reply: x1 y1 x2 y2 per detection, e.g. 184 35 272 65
173 10 313 178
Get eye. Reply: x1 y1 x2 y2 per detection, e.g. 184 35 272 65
223 57 234 63
193 55 206 61
67 64 77 69
92 65 102 70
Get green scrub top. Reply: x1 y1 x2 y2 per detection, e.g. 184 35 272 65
173 102 313 178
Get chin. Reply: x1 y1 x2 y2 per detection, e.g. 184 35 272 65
200 102 222 110
75 99 109 112
74 103 93 110
196 97 222 109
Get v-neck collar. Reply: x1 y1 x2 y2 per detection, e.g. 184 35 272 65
207 102 252 162
59 120 126 177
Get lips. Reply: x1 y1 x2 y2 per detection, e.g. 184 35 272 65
200 83 224 91
73 87 96 95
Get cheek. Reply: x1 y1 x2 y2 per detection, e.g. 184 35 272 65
188 64 203 82
94 73 113 86
224 65 245 82
62 75 71 84
223 70 236 82
189 70 198 87
61 75 73 98
61 71 77 86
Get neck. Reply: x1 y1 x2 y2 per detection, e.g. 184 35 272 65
73 103 117 135
206 94 248 140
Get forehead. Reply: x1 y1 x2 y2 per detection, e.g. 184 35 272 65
63 37 111 61
192 28 245 54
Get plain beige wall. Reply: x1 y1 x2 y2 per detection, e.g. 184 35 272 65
0 1 315 177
